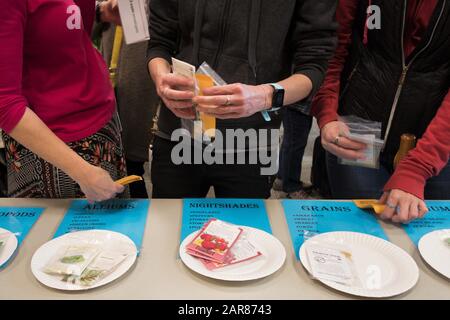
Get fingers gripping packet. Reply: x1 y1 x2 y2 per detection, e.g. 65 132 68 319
171 58 226 144
338 115 384 169
196 62 228 141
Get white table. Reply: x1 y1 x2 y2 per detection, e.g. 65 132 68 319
0 198 448 300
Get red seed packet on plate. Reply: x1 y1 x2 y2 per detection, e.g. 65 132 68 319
199 234 262 270
186 219 243 264
186 249 213 260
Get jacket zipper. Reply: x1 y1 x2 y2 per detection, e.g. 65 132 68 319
339 60 361 102
383 0 445 147
212 0 231 69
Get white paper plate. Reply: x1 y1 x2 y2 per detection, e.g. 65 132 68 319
180 226 286 281
0 227 18 268
299 231 419 298
418 229 450 279
31 230 137 291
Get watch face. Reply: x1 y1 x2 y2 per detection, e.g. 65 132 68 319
273 88 285 108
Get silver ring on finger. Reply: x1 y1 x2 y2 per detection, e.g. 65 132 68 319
386 202 396 209
224 95 231 106
333 136 340 146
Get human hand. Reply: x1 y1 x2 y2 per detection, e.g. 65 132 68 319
100 0 122 25
379 189 428 223
193 83 272 119
156 73 196 119
76 165 125 203
321 121 367 160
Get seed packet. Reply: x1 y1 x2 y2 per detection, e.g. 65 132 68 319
186 249 214 260
199 234 262 270
353 200 385 215
338 115 384 169
305 245 358 286
339 133 384 169
62 244 134 286
186 219 243 264
44 245 101 277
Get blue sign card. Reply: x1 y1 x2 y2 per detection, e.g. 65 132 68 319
403 200 450 246
282 200 388 259
54 199 150 250
181 198 272 242
0 207 44 267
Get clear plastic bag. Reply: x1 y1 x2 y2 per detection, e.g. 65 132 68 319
44 244 101 277
62 241 135 286
174 59 228 144
44 236 104 276
338 115 384 169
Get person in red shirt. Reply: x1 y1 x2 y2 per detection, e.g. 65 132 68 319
0 0 126 201
312 0 450 223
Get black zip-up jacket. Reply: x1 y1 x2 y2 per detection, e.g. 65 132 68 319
339 0 450 164
147 0 338 140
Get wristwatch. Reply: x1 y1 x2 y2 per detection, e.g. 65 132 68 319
268 83 285 111
261 83 284 121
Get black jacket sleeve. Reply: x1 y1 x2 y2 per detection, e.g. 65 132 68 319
147 0 179 64
291 0 338 104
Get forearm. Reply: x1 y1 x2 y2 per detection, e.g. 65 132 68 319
311 0 360 128
148 58 172 87
8 108 91 182
384 89 450 199
278 74 313 106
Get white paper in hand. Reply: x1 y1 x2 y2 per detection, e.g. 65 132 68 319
117 0 150 44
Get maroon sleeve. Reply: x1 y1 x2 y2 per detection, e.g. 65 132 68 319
311 0 359 129
0 0 28 133
74 0 96 34
384 89 450 199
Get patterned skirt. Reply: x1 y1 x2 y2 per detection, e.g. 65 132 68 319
2 114 129 198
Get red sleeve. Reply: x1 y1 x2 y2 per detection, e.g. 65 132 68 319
0 0 28 133
311 0 359 129
74 0 96 35
384 89 450 200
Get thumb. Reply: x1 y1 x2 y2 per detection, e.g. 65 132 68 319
418 201 428 217
379 192 389 204
115 183 125 193
338 122 351 137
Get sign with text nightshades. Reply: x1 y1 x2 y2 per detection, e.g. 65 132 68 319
403 201 450 246
181 199 272 242
282 200 388 259
54 199 150 250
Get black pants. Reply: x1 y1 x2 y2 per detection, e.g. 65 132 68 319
151 136 273 199
277 108 313 192
126 159 149 198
